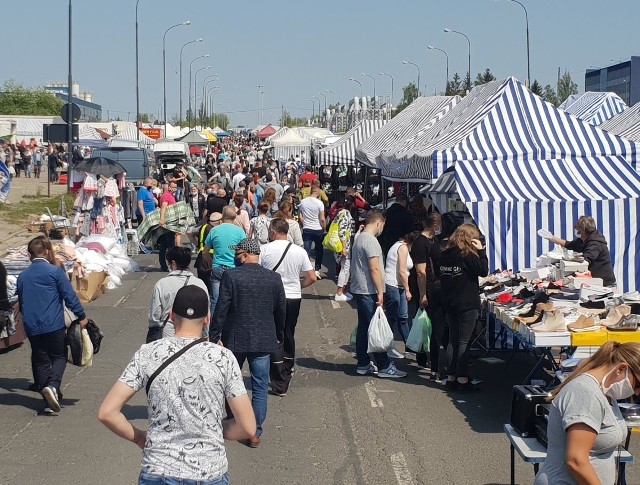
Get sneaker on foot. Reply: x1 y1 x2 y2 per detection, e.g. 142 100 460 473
357 362 378 375
387 348 405 359
43 405 56 416
42 386 60 412
378 363 407 379
335 293 350 302
315 270 322 280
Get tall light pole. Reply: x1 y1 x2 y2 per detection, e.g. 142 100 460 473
209 89 222 127
135 0 142 140
306 98 315 119
67 0 73 182
203 79 218 126
312 95 321 123
318 92 327 115
427 45 449 94
379 72 394 108
402 61 421 97
509 0 530 87
179 38 203 126
361 73 376 108
256 85 263 125
325 89 335 106
444 28 471 92
163 20 190 134
194 65 211 129
188 54 209 129
348 77 363 98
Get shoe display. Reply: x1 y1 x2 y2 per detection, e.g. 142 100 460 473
601 305 632 327
567 315 600 333
42 386 60 413
356 362 378 375
517 303 554 325
607 315 640 331
531 310 567 332
378 363 407 379
387 348 405 360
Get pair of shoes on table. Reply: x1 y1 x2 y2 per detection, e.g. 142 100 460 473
516 303 554 325
601 305 631 327
607 314 640 331
530 310 567 332
334 293 352 302
567 315 600 332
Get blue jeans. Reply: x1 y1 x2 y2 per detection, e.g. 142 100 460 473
353 293 390 369
230 352 270 437
139 471 229 485
209 265 229 317
302 228 324 271
385 285 409 342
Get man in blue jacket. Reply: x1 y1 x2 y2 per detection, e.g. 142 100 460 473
17 237 88 415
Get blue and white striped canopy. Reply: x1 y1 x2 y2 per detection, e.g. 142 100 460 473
314 119 386 166
559 91 628 126
378 77 640 182
355 96 459 168
453 156 640 292
600 102 640 143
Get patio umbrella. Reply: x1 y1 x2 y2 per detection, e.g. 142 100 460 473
74 156 126 177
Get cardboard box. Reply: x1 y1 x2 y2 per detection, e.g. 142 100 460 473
571 329 608 346
606 330 640 344
27 214 45 233
72 271 107 302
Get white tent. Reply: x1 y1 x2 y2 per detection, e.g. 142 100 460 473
295 127 334 142
163 123 184 139
271 129 311 161
113 124 156 147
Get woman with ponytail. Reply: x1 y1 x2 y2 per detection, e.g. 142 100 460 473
535 341 640 485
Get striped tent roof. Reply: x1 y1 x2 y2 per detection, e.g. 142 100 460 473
314 119 386 166
267 127 291 143
600 102 640 142
354 96 460 168
378 77 639 182
559 91 628 126
453 155 640 292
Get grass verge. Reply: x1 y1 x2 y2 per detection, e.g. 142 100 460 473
0 194 75 226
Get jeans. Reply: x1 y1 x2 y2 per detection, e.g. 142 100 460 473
302 228 324 271
353 293 390 369
139 471 229 485
446 308 479 379
270 298 302 394
28 327 67 395
24 163 32 177
175 187 183 202
208 265 229 318
158 232 175 271
385 285 409 342
229 352 270 437
427 283 449 374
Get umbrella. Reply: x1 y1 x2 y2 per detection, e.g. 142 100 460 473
74 156 126 177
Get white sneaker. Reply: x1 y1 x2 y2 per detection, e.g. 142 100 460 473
387 348 405 359
357 362 378 375
378 362 407 379
42 386 60 412
335 293 350 302
315 271 322 280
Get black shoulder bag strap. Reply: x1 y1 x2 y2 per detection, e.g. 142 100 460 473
272 242 292 272
145 337 207 395
159 275 192 329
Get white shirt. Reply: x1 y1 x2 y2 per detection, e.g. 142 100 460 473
232 172 245 190
384 241 414 288
299 196 325 231
260 239 313 299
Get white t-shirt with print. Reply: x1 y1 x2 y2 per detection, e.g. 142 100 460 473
119 338 247 481
260 239 313 299
299 196 325 231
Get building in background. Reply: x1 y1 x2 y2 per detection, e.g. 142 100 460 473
45 82 102 122
585 57 640 106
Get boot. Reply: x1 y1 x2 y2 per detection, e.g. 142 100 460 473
517 303 554 325
531 310 566 332
601 305 631 327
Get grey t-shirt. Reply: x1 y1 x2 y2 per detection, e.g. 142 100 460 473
350 232 384 295
534 374 627 485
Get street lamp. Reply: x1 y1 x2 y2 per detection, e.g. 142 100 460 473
444 28 471 92
189 54 210 129
348 77 363 98
312 95 321 123
256 85 263 125
427 45 449 94
135 0 142 140
194 65 211 128
318 92 327 115
325 89 335 106
509 0 531 87
163 20 190 134
203 80 218 125
209 89 222 127
361 73 376 107
179 38 203 125
306 98 315 118
402 61 421 97
379 72 394 108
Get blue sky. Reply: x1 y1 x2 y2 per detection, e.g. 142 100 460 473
4 0 639 127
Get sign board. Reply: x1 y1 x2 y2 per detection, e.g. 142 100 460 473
43 124 79 143
140 128 163 139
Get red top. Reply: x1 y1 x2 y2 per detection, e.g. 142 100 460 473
299 173 318 186
159 191 176 207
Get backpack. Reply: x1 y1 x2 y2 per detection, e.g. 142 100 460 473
251 216 271 244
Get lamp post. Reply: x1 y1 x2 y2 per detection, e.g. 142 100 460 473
361 73 376 108
67 0 73 191
306 98 315 119
402 61 421 97
163 20 190 134
312 95 321 120
348 77 363 98
203 80 218 125
194 65 211 129
509 0 530 87
325 89 335 106
318 92 327 115
188 54 209 129
179 38 203 125
256 85 263 125
379 72 394 109
444 28 471 92
427 45 449 94
135 0 142 140
209 89 221 127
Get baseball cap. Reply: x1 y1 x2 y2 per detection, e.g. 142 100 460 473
229 238 261 255
172 285 209 319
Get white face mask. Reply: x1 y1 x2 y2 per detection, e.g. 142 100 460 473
575 229 580 238
601 367 635 400
435 227 442 236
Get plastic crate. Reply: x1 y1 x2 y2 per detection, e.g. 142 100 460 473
606 330 640 343
570 329 608 346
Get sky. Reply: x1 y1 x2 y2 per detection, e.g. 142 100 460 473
4 0 640 128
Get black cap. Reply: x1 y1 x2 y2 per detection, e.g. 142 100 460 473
172 285 209 319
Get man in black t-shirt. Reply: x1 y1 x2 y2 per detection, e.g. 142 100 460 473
206 189 228 218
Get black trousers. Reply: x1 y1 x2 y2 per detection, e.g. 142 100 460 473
446 308 479 379
427 283 449 375
29 327 67 395
270 298 302 394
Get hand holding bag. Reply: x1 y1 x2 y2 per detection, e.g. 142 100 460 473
322 219 342 253
367 306 394 353
405 310 426 352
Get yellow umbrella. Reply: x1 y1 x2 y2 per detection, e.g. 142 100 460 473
200 130 218 143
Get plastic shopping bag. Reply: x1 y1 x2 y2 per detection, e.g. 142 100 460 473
405 310 425 352
322 220 343 253
421 311 432 353
367 307 394 353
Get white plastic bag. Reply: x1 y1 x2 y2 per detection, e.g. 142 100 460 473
405 310 425 352
367 307 394 353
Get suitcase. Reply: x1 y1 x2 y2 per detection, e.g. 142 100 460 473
510 385 552 437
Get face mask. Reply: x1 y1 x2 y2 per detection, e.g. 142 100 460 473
602 367 635 400
191 192 198 197
435 228 442 236
575 229 580 238
207 189 213 194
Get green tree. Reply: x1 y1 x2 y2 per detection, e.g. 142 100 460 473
530 80 543 96
394 82 419 114
543 84 559 106
0 80 64 115
447 73 463 96
557 70 578 105
280 110 308 127
474 68 496 87
138 113 151 123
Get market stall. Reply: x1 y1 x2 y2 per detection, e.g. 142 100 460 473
271 129 311 162
558 91 627 126
600 101 640 142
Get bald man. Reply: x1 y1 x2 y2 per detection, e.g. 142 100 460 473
137 178 158 224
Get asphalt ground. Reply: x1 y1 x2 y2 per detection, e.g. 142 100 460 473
1 250 640 485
